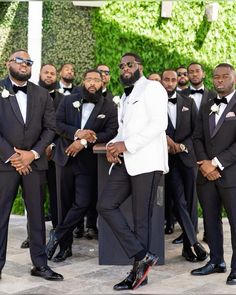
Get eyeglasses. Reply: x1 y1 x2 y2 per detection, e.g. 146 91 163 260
118 61 141 70
84 78 102 83
177 72 188 77
9 57 34 67
98 70 110 76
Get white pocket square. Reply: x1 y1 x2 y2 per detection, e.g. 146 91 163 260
97 114 106 119
182 106 189 112
226 112 236 118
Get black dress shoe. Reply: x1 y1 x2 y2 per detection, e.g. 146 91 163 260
172 233 183 244
132 252 158 289
226 271 236 285
73 225 84 239
84 228 98 240
21 237 29 249
193 242 208 261
165 226 174 235
31 265 63 281
52 247 72 262
46 229 59 260
113 271 148 290
191 261 226 276
182 247 198 262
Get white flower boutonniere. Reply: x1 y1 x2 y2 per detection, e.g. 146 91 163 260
0 86 12 99
209 103 219 115
73 100 81 111
113 95 121 107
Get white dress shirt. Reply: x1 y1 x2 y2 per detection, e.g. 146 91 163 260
167 92 177 129
59 81 73 96
190 85 204 110
81 103 95 129
11 80 27 123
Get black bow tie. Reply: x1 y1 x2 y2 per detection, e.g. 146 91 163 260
49 90 55 99
63 87 72 93
102 91 107 98
168 97 177 104
214 96 228 106
124 86 134 96
190 89 204 95
12 84 27 94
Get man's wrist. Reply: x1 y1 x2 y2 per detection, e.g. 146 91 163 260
74 129 81 141
31 150 40 160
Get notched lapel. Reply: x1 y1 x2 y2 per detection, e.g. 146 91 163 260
83 97 104 129
25 83 34 127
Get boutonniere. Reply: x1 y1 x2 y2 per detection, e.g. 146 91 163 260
72 100 81 111
0 86 13 99
209 103 219 115
113 95 121 107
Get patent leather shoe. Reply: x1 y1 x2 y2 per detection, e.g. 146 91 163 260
21 237 29 249
46 229 59 260
84 228 98 240
165 226 174 235
193 242 208 261
52 247 72 262
31 265 63 281
113 271 147 290
172 233 183 244
73 225 84 239
191 261 226 276
182 247 198 262
226 271 236 285
132 252 158 289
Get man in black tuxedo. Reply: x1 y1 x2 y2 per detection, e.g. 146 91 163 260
176 66 189 91
46 69 118 262
0 50 63 280
162 69 207 262
191 63 236 285
181 62 216 110
57 63 80 95
97 64 114 101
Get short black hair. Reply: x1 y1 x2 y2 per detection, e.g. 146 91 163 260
161 69 177 79
176 65 187 72
40 63 57 71
83 69 103 80
96 64 110 69
59 63 74 72
187 62 204 72
121 52 142 64
215 63 235 72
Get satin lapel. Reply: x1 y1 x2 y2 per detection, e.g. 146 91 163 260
73 98 83 128
25 83 34 127
83 97 104 129
211 93 236 138
208 100 216 138
4 77 25 125
176 94 183 130
201 89 209 106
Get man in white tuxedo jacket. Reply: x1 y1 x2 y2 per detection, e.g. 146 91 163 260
97 52 168 290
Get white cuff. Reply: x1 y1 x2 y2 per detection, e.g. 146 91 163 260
212 157 224 170
31 150 40 160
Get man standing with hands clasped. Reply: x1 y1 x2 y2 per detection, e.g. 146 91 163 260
0 49 63 281
97 52 169 290
191 63 236 285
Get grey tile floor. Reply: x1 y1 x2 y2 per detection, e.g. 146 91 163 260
0 215 235 294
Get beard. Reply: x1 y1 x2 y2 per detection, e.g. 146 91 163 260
120 68 141 87
178 80 188 87
190 77 203 87
62 76 74 84
38 78 57 91
83 85 103 103
9 67 31 82
167 89 176 97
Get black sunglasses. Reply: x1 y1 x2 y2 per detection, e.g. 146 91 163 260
119 61 140 70
98 69 110 76
177 72 188 77
9 57 34 67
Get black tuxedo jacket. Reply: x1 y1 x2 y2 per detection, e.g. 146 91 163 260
53 92 118 172
181 86 216 109
193 91 236 187
166 93 198 168
0 77 56 171
102 89 113 101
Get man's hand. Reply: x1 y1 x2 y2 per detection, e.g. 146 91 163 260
10 148 35 170
75 129 97 143
65 141 84 157
107 142 126 158
197 160 217 177
17 165 32 176
106 150 121 164
166 136 181 154
206 169 221 181
45 145 53 161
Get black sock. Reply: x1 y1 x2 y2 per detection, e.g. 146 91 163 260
134 249 146 261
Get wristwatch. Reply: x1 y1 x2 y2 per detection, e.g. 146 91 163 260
179 143 188 153
80 139 88 148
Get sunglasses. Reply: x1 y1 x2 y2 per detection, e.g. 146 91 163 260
98 69 110 76
177 72 188 77
9 57 34 67
118 61 140 70
84 78 102 83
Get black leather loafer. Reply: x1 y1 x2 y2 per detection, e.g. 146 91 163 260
46 229 59 260
52 247 72 262
132 252 158 289
113 271 148 290
172 233 183 244
182 247 198 262
84 228 98 240
226 271 236 285
193 242 208 261
21 237 29 249
191 261 226 276
31 266 63 281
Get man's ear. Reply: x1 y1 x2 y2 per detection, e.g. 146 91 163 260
139 64 143 75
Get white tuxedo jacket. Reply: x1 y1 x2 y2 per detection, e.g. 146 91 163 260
111 76 169 176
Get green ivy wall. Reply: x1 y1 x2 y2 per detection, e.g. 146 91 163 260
0 0 235 214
